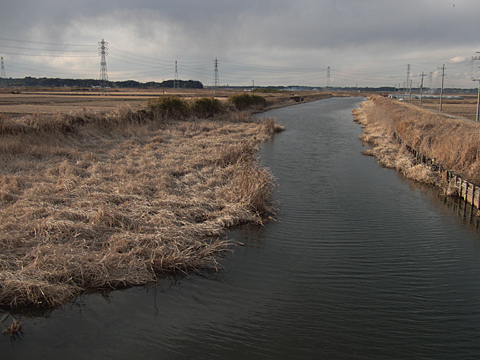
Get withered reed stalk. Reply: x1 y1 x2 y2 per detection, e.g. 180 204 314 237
354 95 480 187
0 102 280 308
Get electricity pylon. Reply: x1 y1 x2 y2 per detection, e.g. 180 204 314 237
98 39 109 89
213 58 219 88
174 61 179 89
0 57 6 87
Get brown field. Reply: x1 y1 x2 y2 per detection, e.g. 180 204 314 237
397 94 479 121
0 88 219 116
1 89 314 309
0 88 333 117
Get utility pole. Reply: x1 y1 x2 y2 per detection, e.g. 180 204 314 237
213 58 219 94
98 39 109 92
473 78 480 122
406 63 411 100
472 52 480 121
0 57 6 87
409 79 412 101
326 66 331 88
439 64 445 112
419 72 425 106
174 61 179 89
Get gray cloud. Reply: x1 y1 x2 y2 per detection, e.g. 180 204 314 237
1 0 479 87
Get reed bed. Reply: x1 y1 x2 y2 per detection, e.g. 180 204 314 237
0 100 279 309
354 95 480 187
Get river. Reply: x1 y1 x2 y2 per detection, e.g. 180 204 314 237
3 97 480 359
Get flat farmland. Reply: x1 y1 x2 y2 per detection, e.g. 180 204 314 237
0 88 334 117
0 88 222 117
404 94 479 121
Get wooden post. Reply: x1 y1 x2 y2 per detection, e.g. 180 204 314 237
476 79 480 122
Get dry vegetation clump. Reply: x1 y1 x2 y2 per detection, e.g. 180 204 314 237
354 95 480 186
353 98 441 186
1 315 22 338
227 93 268 111
0 100 279 308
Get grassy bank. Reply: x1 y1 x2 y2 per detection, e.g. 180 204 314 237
0 95 283 309
353 95 480 190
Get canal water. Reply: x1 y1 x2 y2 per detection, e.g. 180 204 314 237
3 97 480 359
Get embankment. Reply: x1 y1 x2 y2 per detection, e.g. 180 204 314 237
353 95 480 205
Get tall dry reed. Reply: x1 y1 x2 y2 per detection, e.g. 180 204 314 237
0 102 279 308
354 95 480 186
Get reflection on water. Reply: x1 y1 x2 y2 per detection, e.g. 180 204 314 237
401 174 480 231
3 97 480 359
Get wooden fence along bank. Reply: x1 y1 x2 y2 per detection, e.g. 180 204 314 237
395 132 480 209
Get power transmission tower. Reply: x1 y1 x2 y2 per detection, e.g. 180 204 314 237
98 39 109 90
0 57 6 87
439 64 445 112
213 58 219 89
326 66 331 88
174 61 179 89
428 72 433 90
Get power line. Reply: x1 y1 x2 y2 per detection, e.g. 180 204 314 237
0 36 92 47
0 44 96 53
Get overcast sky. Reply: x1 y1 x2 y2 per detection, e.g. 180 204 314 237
1 0 479 88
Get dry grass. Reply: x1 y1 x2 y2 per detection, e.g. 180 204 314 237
353 98 440 186
354 95 480 186
408 95 478 121
1 315 22 338
0 101 279 308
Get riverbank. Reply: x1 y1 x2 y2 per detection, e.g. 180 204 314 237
353 95 480 196
0 95 287 310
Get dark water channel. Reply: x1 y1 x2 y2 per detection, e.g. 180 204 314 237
3 97 480 359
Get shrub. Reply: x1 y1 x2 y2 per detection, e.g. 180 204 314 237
191 97 222 118
148 96 190 119
228 93 267 111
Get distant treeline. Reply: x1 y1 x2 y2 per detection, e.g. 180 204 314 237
2 77 204 89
